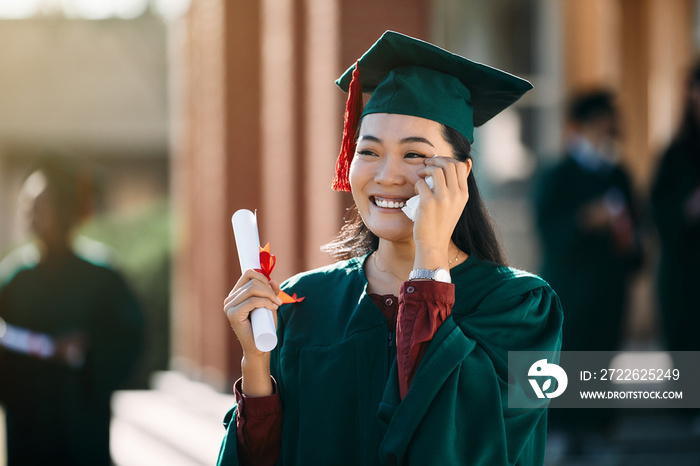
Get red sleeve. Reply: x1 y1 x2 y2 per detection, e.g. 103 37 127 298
234 377 283 466
397 280 455 399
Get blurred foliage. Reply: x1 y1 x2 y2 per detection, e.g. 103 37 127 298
79 198 172 389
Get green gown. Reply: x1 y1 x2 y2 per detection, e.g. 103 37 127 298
218 253 563 465
0 250 143 466
651 139 700 351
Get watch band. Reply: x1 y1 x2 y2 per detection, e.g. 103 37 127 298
409 267 451 283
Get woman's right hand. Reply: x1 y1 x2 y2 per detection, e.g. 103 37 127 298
223 269 283 395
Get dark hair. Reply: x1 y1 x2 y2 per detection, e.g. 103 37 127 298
25 158 92 229
322 124 506 265
568 90 616 124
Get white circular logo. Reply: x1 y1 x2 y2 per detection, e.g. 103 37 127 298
528 359 568 399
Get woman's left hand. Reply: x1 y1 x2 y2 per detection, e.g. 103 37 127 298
413 155 471 268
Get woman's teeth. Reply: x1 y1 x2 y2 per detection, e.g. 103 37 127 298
374 198 406 209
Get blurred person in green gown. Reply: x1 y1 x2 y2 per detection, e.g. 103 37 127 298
651 59 700 351
534 91 643 447
0 159 143 465
535 90 643 354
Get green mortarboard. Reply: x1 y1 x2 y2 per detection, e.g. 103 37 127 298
332 30 532 192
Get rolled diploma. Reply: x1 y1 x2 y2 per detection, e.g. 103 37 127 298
231 210 278 352
402 176 434 221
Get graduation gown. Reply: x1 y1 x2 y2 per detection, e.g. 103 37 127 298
0 251 143 466
651 139 700 350
218 253 563 465
534 155 641 352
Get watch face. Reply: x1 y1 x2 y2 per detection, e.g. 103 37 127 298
435 268 451 283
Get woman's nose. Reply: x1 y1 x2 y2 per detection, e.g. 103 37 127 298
374 156 406 185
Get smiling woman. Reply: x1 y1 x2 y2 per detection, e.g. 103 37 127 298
219 31 563 466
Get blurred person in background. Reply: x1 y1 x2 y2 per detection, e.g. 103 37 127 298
0 159 143 465
535 90 642 353
534 90 643 448
651 59 700 352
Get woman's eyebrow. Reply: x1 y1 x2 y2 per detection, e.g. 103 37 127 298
358 135 382 143
358 135 435 147
399 136 435 147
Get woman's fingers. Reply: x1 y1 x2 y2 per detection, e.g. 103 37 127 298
221 268 287 358
233 268 274 292
417 165 465 201
431 164 449 197
224 279 282 315
227 297 279 324
226 269 280 304
413 168 436 199
224 269 282 337
423 156 469 192
224 286 282 313
223 277 282 356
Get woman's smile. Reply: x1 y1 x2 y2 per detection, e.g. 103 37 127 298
371 196 408 209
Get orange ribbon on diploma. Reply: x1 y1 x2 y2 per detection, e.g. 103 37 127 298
256 243 305 304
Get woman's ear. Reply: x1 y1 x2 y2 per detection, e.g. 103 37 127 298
465 159 473 177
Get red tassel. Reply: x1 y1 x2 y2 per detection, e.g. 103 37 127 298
332 61 363 192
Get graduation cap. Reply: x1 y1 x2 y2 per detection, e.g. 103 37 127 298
332 30 533 191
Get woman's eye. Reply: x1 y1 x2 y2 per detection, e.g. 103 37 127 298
358 149 378 157
405 152 427 159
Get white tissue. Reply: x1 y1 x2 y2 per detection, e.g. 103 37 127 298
402 176 434 221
